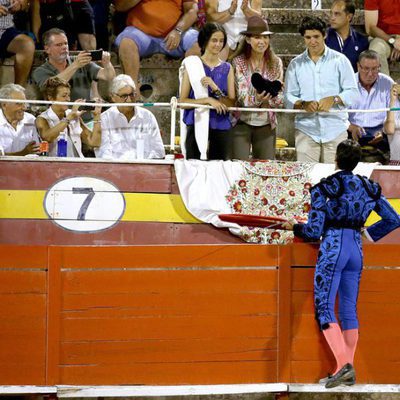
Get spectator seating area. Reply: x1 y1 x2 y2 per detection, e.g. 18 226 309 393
0 0 399 158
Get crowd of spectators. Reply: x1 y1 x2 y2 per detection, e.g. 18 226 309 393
0 0 399 164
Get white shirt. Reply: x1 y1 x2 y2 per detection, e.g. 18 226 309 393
96 106 165 160
38 107 84 157
218 0 247 50
0 0 14 39
348 73 395 128
0 109 38 154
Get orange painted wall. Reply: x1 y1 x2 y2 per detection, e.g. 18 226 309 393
0 244 399 385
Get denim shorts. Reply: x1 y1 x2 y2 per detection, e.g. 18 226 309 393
115 26 198 58
0 27 22 58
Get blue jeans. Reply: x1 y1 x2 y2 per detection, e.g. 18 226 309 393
115 26 198 58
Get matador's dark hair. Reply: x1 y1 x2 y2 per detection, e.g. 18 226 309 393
336 139 362 171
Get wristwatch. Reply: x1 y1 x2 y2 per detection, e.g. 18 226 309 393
388 36 396 46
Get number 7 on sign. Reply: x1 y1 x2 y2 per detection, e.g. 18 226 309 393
72 187 95 220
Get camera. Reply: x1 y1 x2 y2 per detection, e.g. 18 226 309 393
80 100 96 111
89 49 103 61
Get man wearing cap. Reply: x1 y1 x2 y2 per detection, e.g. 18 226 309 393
114 0 201 86
284 16 358 164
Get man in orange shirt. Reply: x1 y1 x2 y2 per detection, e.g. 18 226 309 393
115 0 200 85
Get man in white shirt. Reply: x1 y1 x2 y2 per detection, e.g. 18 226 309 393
0 84 39 155
96 74 165 160
348 50 395 163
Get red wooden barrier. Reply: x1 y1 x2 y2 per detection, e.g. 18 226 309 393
0 243 399 385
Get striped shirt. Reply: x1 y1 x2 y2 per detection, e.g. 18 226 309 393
349 72 395 128
0 0 14 38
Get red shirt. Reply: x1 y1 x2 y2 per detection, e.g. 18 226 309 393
365 0 400 34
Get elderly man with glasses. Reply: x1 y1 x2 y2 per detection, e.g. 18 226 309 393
95 74 165 160
348 49 397 163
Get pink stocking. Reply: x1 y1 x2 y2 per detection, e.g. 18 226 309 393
322 322 348 374
343 329 359 365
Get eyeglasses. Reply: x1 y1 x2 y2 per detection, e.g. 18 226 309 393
116 92 136 101
359 65 380 73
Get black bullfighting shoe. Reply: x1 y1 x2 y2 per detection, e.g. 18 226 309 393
325 363 356 388
318 374 332 384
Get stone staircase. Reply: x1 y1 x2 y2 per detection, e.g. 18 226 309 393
2 0 397 153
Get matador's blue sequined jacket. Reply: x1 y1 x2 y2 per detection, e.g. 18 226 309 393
293 170 400 241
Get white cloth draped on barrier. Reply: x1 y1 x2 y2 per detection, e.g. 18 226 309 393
179 56 209 160
175 159 376 244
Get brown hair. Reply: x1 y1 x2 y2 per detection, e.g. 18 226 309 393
231 38 281 75
42 77 71 100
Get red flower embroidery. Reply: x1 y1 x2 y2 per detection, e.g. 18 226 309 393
271 231 281 239
280 198 286 205
269 205 277 211
238 180 246 187
277 209 284 215
231 190 237 196
261 197 268 205
282 176 289 182
241 188 247 193
254 188 260 196
304 182 312 190
289 190 296 196
233 201 242 212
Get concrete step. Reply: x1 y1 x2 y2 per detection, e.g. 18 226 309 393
263 8 365 27
262 0 364 8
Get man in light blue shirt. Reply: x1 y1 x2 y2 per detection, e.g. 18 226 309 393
284 16 358 163
348 50 395 163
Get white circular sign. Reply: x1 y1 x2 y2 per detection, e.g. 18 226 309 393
44 176 126 232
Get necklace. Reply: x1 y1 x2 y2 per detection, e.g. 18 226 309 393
201 56 221 70
251 57 264 73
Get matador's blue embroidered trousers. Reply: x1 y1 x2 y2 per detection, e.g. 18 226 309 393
314 228 363 330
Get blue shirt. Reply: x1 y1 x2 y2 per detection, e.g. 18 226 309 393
349 72 395 128
294 170 400 242
183 61 231 130
325 27 369 72
284 46 358 143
